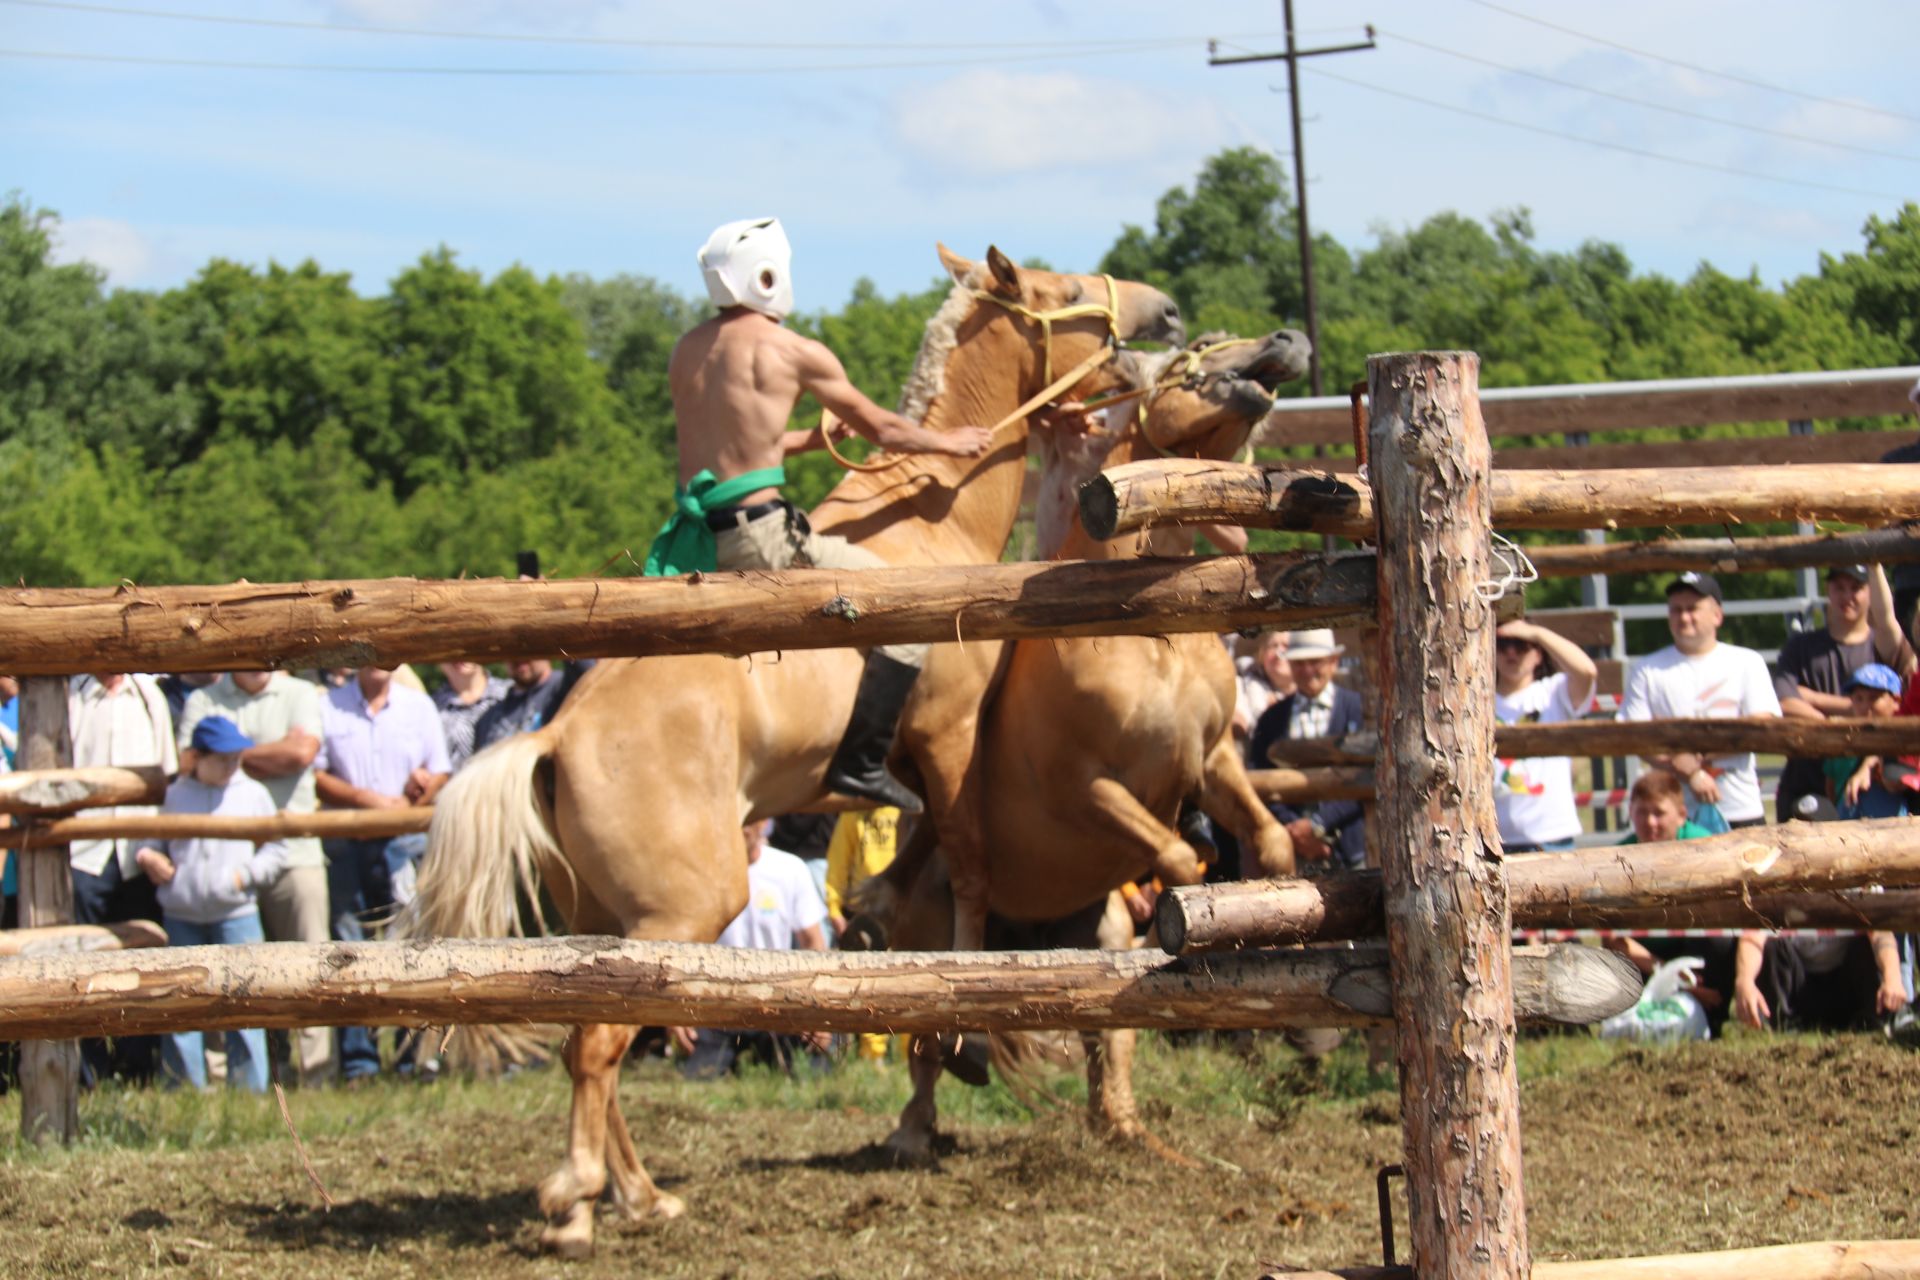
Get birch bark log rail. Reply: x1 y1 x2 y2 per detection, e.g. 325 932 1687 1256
1262 716 1920 768
0 555 1379 676
1077 458 1920 541
1156 814 1920 954
0 807 432 850
0 939 1640 1041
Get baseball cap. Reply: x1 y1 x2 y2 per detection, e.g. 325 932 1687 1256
1844 664 1903 698
1827 564 1870 585
1665 571 1723 604
189 714 254 755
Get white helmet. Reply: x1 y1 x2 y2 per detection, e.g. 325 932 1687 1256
697 217 794 321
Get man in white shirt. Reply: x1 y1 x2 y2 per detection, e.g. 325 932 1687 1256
677 820 829 1078
1617 573 1782 828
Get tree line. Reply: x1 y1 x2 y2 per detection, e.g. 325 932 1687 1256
4 148 1918 591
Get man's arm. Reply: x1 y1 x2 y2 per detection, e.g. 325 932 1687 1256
1871 931 1910 1016
1869 564 1917 677
1502 620 1598 711
315 768 406 810
243 726 320 780
1732 931 1770 1029
793 341 992 458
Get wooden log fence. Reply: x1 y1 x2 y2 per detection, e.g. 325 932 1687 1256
15 676 78 1146
1524 524 1920 579
1157 815 1920 954
1257 1237 1920 1280
1262 716 1920 769
0 921 167 957
1078 458 1920 541
0 765 169 816
0 938 1638 1042
1247 766 1376 803
0 806 431 850
0 553 1379 676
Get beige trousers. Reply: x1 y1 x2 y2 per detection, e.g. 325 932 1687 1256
258 864 335 1085
713 505 928 666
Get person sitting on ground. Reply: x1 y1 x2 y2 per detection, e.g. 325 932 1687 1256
646 217 992 814
1822 664 1914 820
1609 770 1728 1023
469 658 594 757
1773 564 1914 820
1492 618 1598 853
1617 572 1781 830
672 820 831 1079
431 662 511 772
133 716 290 1093
1232 629 1294 743
1247 629 1366 873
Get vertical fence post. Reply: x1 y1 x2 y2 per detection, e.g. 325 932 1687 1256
17 676 80 1145
1369 351 1529 1278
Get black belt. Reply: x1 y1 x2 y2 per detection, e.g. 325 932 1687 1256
704 498 790 531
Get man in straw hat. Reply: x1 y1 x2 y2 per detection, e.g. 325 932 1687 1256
1247 629 1367 870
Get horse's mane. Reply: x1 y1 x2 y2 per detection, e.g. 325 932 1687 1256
896 279 979 422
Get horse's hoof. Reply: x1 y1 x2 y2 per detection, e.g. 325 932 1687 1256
839 912 889 952
882 1129 935 1167
537 1167 590 1221
539 1203 596 1259
649 1192 686 1220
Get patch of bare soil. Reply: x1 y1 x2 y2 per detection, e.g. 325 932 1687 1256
1 1036 1913 1278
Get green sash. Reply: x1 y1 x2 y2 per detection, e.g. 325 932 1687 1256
643 466 788 577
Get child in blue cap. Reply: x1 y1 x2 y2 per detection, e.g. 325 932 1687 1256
134 714 290 1092
1824 664 1911 820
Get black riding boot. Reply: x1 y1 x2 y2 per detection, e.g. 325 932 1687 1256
824 652 925 814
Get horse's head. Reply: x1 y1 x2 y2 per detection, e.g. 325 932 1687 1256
1136 328 1311 460
934 244 1183 404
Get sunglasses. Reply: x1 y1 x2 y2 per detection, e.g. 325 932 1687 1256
1495 638 1534 654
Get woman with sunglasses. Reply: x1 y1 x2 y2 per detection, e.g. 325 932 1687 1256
1493 620 1599 853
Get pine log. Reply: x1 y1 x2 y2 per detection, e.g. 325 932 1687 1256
1157 815 1920 953
0 807 431 850
1527 525 1920 579
0 554 1379 676
0 765 167 816
1246 767 1376 803
1369 351 1528 1279
0 939 1637 1041
1078 459 1920 540
1257 1238 1920 1280
1253 363 1920 449
16 677 79 1146
1262 717 1920 768
1279 427 1920 473
0 921 168 957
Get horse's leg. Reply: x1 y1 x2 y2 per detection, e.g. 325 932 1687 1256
1084 776 1199 884
604 1080 685 1224
1199 735 1295 878
882 1033 947 1165
537 1022 639 1258
1080 894 1202 1167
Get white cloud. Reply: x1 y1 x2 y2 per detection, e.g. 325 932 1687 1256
47 217 157 285
893 69 1230 178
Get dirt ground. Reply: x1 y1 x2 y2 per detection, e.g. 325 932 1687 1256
1 1033 1914 1279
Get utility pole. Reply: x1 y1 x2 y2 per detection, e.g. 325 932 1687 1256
1210 4 1374 396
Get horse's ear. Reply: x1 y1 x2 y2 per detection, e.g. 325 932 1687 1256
985 246 1022 298
937 242 980 287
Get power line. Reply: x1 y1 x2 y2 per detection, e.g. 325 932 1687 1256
0 43 1206 75
0 0 1282 53
1380 28 1920 164
1304 65 1908 202
1465 0 1920 127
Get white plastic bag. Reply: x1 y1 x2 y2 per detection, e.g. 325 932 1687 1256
1599 955 1712 1043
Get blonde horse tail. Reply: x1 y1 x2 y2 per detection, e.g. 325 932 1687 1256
395 730 567 1072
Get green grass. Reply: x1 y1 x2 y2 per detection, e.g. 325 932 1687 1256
0 1028 1669 1162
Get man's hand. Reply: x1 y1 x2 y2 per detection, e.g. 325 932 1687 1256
1285 818 1330 862
360 789 409 811
1685 767 1721 805
403 767 434 803
667 1026 697 1057
799 1029 832 1054
1877 976 1910 1018
134 846 175 885
1733 979 1770 1030
933 425 994 457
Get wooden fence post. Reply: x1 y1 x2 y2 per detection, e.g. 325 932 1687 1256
1370 352 1529 1278
16 676 80 1144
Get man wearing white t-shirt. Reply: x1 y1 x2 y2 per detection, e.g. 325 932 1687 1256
1617 573 1782 828
677 821 829 1078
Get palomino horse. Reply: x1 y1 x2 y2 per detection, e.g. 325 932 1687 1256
403 245 1181 1256
861 329 1311 1161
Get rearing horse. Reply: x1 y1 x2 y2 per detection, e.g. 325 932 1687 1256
402 244 1181 1257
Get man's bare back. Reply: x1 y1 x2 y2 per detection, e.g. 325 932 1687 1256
669 309 991 506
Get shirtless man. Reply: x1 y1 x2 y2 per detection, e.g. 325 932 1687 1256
648 217 991 813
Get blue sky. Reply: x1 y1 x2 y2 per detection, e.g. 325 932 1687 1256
6 0 1916 310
